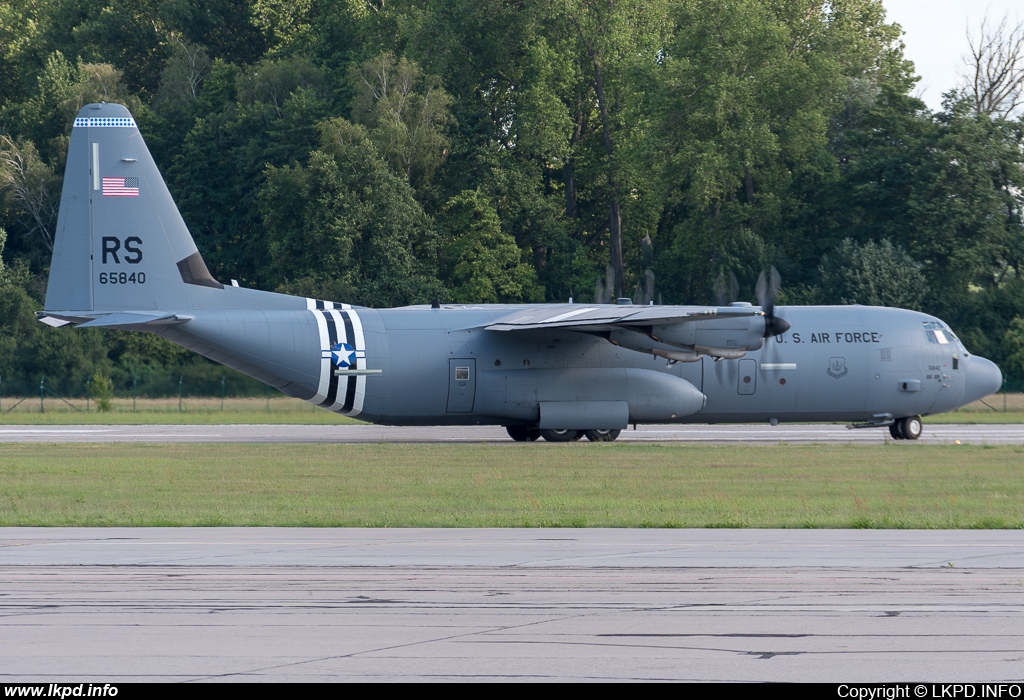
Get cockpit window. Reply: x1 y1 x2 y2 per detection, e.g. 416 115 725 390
923 320 956 345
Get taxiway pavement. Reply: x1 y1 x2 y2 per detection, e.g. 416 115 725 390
2 529 1023 682
1 423 1022 443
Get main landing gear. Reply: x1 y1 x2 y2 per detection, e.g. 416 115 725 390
889 415 923 440
539 428 581 442
505 426 622 442
583 429 621 442
506 425 541 442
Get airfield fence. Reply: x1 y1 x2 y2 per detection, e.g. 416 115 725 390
0 370 273 413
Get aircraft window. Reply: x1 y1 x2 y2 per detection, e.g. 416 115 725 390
952 356 959 370
923 321 958 344
455 367 470 381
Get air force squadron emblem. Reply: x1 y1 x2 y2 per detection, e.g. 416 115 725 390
827 356 849 379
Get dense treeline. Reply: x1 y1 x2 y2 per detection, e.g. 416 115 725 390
2 0 1024 394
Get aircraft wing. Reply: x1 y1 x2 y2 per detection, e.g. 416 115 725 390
484 305 760 332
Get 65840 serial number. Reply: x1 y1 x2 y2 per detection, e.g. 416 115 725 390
99 272 146 284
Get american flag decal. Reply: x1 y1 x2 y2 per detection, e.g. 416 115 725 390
102 177 139 197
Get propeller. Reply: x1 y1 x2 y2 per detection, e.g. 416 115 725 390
714 271 740 307
755 266 790 338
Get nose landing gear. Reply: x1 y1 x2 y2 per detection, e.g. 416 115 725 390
889 415 923 440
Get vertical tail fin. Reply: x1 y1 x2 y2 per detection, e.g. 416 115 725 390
45 102 221 314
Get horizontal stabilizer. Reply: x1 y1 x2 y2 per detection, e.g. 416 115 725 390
77 312 193 328
37 311 193 328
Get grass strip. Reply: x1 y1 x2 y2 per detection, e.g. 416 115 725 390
2 442 1022 528
0 397 357 424
1 396 1020 425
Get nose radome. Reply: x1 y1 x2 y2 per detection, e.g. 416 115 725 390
964 356 1003 405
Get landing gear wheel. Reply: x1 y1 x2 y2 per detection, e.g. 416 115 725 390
506 425 541 442
584 429 621 442
889 423 903 440
899 415 923 440
540 428 579 442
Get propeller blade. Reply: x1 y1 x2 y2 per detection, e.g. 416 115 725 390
756 265 789 338
715 271 741 307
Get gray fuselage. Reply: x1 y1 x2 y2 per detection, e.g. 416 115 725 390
44 104 1003 433
155 295 994 427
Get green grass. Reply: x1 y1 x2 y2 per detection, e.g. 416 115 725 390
928 413 1024 424
930 393 1024 423
2 442 1022 528
3 394 1021 425
0 396 359 424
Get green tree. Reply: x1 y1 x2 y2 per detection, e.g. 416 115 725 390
250 0 314 55
0 136 62 264
235 56 325 116
261 118 443 306
0 0 39 108
438 190 541 303
89 372 115 412
833 91 1024 322
349 52 454 191
552 0 670 299
400 0 593 299
651 0 911 302
155 39 211 109
166 57 331 286
158 0 268 65
1001 316 1024 382
63 0 172 95
817 238 927 309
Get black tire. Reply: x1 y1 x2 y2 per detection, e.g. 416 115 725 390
900 415 923 440
584 429 621 442
889 423 903 440
506 425 540 442
540 428 579 442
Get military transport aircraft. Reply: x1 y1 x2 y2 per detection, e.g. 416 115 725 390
37 103 1004 441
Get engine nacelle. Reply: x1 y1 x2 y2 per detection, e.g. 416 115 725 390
652 314 766 353
606 313 765 361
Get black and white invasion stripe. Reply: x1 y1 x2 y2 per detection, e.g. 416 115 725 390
305 298 365 416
